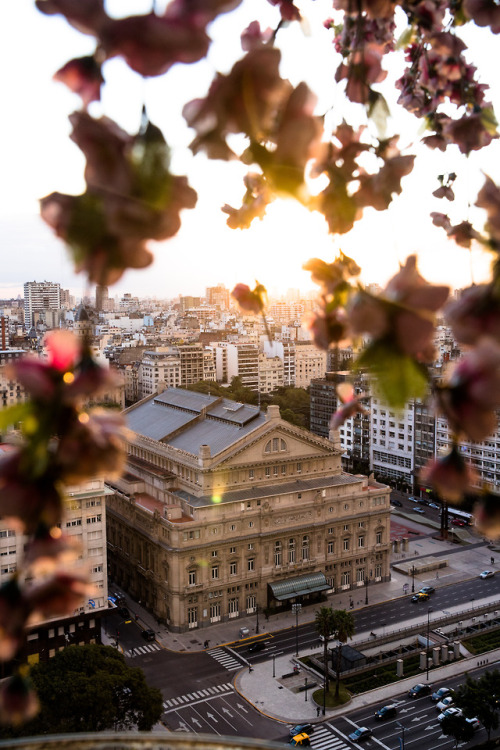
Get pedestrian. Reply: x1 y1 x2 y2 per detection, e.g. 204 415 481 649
491 557 495 565
316 706 321 717
248 665 253 673
436 571 439 579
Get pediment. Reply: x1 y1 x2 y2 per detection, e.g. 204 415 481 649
214 421 336 469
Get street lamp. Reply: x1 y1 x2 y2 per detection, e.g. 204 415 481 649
365 577 369 605
292 603 302 657
426 607 433 680
272 654 276 678
304 677 308 702
411 565 416 593
396 721 405 750
256 604 259 635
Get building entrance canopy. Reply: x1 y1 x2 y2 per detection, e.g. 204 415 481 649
268 572 330 601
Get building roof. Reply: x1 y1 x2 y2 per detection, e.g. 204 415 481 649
125 387 266 455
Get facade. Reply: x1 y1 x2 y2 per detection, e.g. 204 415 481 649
258 353 284 394
370 397 414 487
206 284 230 311
139 348 182 398
178 343 205 386
294 342 327 389
6 475 109 664
95 284 109 312
435 416 500 493
0 350 27 409
106 388 391 633
23 280 61 330
226 343 259 390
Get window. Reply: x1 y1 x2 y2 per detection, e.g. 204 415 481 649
343 524 349 531
248 543 254 550
327 541 334 554
247 594 256 611
230 562 237 575
86 515 102 524
211 550 218 558
249 469 254 480
265 467 270 477
183 530 200 540
91 564 102 573
249 521 254 528
302 535 309 561
230 524 236 531
188 570 196 585
211 566 219 580
210 603 221 622
358 522 364 528
288 538 295 563
230 546 236 554
328 527 333 534
274 541 282 566
341 571 350 586
343 538 350 551
375 564 382 578
228 598 239 616
296 462 302 473
376 531 382 544
188 607 198 628
66 519 82 527
356 568 365 583
248 558 255 571
273 466 278 476
358 536 365 548
281 465 286 475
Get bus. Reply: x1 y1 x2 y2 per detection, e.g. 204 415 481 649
446 507 473 527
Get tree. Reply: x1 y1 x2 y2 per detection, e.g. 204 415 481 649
7 645 163 737
440 715 475 748
455 670 500 740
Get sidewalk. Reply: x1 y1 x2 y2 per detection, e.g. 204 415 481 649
106 516 499 723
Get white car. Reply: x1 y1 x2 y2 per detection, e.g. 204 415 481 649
479 571 494 579
438 707 463 722
436 696 455 711
466 718 481 731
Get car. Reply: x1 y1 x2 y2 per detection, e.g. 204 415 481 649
390 499 403 507
348 728 372 742
409 496 420 503
374 705 397 720
436 696 455 711
431 687 452 702
408 683 432 698
419 586 435 595
411 592 430 603
466 718 481 731
319 633 334 642
414 507 426 514
418 498 430 506
288 734 311 746
438 707 463 722
118 607 132 622
141 629 155 642
428 502 440 509
248 641 266 653
452 519 466 527
480 570 494 579
289 724 313 737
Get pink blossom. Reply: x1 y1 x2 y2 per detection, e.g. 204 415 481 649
0 672 40 726
24 526 81 574
476 175 500 241
53 55 104 108
306 307 350 350
45 330 81 372
420 447 478 503
26 571 93 621
436 339 500 441
432 186 454 200
303 253 361 295
241 21 273 51
463 0 500 30
445 284 500 344
336 45 387 104
444 111 496 155
0 580 30 662
231 283 267 315
222 173 273 229
266 0 302 21
35 0 106 36
475 494 500 538
330 383 369 429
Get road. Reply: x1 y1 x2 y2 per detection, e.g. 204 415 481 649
118 575 500 743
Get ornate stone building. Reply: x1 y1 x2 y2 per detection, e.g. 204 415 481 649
106 388 391 632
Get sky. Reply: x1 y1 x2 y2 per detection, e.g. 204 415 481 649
1 0 499 301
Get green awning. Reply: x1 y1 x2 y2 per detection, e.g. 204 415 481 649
268 572 330 601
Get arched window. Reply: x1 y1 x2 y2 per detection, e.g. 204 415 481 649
288 538 295 563
274 540 282 567
302 535 309 561
264 438 288 454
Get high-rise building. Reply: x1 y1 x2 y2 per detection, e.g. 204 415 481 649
206 284 230 311
95 285 109 312
23 281 61 330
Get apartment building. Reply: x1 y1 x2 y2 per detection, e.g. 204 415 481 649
139 348 182 398
23 280 61 329
105 388 391 632
226 342 259 391
370 398 414 487
262 340 296 386
258 353 284 394
294 341 327 389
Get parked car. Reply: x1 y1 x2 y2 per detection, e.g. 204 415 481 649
466 718 481 731
319 633 334 642
390 499 403 507
409 496 420 503
411 592 430 603
452 519 466 526
141 629 155 642
480 570 494 579
438 707 463 722
348 728 372 742
431 687 452 702
248 641 266 653
289 734 311 746
374 705 397 720
428 502 440 509
409 683 432 698
436 696 455 711
414 507 426 514
289 725 313 737
419 586 435 595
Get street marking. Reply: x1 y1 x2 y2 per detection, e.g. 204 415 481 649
163 684 233 714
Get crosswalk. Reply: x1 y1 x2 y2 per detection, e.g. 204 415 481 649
162 683 233 712
124 642 161 658
311 724 351 750
207 647 244 671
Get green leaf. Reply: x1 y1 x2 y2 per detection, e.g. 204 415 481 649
395 26 414 50
356 343 429 408
0 403 33 431
481 107 498 136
